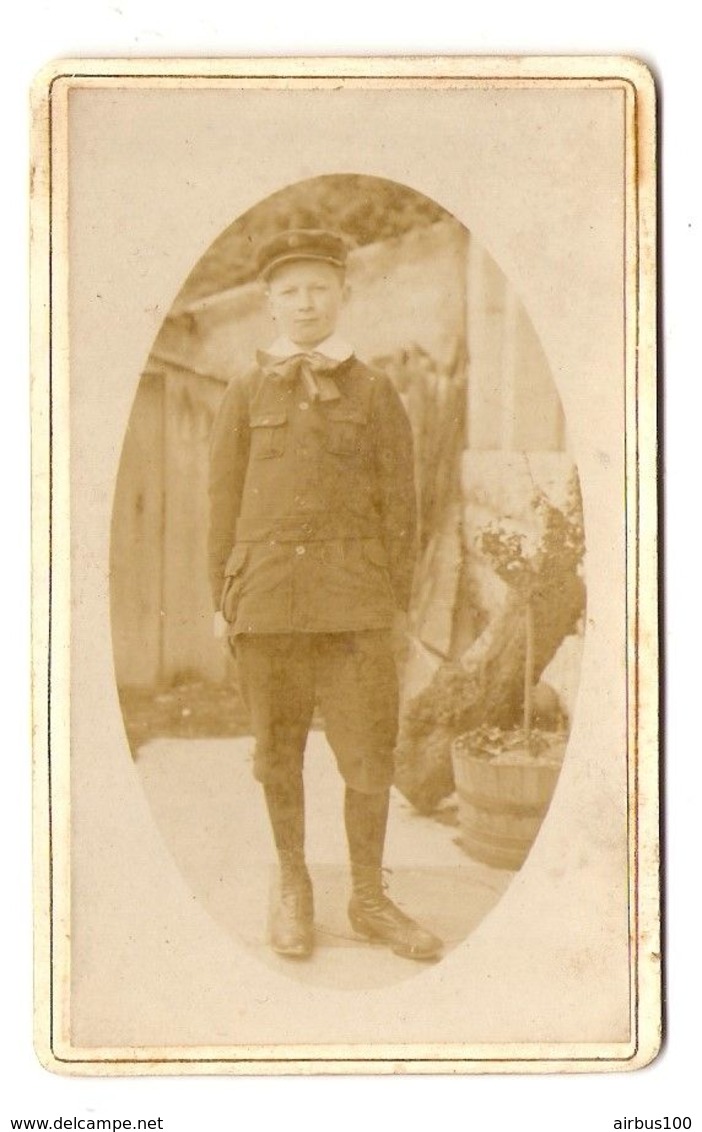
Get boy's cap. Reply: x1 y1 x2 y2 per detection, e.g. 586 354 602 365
257 229 348 279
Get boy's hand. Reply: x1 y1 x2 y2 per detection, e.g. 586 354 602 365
392 609 410 664
213 611 229 639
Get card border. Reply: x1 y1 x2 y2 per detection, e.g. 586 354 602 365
30 54 659 1075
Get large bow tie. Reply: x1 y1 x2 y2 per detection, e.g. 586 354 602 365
257 350 343 402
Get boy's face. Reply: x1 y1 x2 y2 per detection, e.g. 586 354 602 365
265 259 348 348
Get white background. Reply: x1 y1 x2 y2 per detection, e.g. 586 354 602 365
3 3 698 1130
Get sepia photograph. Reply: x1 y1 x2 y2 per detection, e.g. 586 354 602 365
31 56 659 1073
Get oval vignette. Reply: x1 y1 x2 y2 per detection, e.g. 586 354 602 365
109 174 586 989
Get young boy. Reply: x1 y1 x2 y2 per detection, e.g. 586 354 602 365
208 228 442 961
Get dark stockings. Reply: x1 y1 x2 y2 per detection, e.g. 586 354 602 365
344 786 390 868
263 774 306 866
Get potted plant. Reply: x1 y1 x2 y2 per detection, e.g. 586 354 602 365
450 476 585 870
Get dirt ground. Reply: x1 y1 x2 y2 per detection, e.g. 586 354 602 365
131 732 510 994
118 680 252 753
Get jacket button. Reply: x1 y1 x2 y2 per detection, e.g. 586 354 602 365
299 401 310 411
295 545 306 556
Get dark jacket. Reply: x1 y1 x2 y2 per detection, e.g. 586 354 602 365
208 354 417 634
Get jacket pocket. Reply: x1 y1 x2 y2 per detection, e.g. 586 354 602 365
323 405 367 456
250 410 288 458
220 544 249 623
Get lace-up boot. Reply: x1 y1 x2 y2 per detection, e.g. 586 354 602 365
264 778 314 959
270 851 314 958
344 787 442 961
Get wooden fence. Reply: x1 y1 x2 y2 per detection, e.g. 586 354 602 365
110 363 226 686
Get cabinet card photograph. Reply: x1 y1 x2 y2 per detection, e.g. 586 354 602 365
31 56 659 1074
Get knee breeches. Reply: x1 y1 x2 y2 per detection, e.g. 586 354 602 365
234 631 399 794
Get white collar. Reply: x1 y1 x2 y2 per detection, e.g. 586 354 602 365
266 334 354 362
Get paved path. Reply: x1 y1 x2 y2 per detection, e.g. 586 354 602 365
136 732 514 989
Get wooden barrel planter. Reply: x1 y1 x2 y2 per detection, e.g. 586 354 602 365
451 731 566 870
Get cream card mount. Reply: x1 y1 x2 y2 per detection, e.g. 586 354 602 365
30 56 658 1075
